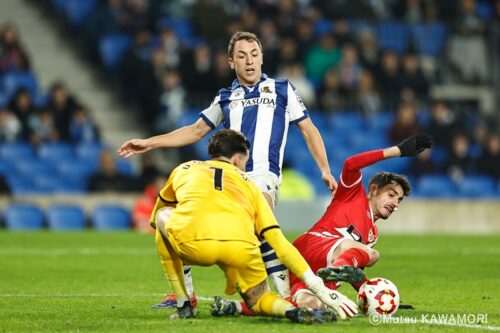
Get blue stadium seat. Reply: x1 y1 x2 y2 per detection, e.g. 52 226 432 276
476 1 493 20
176 111 200 128
38 143 75 162
115 158 135 176
375 157 411 173
15 160 56 179
4 204 44 230
65 0 97 28
328 112 365 131
313 19 333 36
75 142 104 160
46 205 86 231
415 174 456 198
0 142 35 160
0 159 15 178
92 205 131 231
429 147 448 166
412 22 447 57
33 175 83 194
366 112 395 131
0 91 9 107
5 175 35 195
457 175 497 198
348 131 389 150
156 17 194 41
377 21 410 55
1 71 38 100
56 160 96 183
33 90 50 108
99 34 132 70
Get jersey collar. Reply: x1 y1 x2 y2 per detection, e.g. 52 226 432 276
231 73 269 90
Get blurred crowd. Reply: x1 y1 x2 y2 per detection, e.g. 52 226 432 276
2 0 500 199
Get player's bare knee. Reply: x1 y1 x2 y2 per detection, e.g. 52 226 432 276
366 249 380 266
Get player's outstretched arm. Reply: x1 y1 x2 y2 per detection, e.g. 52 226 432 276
117 119 212 158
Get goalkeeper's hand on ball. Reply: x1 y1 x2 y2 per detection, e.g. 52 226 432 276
397 133 433 157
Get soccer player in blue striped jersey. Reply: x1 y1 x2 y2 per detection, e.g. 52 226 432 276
118 31 337 306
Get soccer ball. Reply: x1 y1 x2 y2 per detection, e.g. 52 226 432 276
357 278 400 316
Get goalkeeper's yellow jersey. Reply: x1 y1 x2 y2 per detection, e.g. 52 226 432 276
150 159 279 246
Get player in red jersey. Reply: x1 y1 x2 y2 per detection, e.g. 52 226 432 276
211 133 432 315
289 133 433 309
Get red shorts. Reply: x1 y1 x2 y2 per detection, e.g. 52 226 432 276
290 233 346 298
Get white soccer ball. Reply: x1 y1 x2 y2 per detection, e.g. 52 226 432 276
357 277 400 316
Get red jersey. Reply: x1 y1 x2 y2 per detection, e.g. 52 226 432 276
290 149 386 296
306 149 386 247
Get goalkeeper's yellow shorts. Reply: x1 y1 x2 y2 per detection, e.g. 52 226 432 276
167 235 267 295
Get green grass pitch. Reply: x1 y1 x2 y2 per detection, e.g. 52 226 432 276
0 232 499 332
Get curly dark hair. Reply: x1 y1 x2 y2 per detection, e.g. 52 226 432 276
368 172 411 196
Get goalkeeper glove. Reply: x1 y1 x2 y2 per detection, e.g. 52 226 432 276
397 133 433 157
303 272 358 319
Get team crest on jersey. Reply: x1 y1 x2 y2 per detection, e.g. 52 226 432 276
368 229 375 243
260 86 272 94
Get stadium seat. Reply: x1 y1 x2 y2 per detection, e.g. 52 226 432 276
457 175 497 198
38 143 75 162
65 0 97 28
115 158 135 176
328 112 365 131
33 175 84 194
156 17 194 41
1 71 38 100
375 157 411 173
4 204 44 230
75 142 104 160
92 205 131 231
415 174 456 198
0 142 35 160
412 22 447 57
313 19 333 36
56 160 96 183
366 112 395 131
348 131 389 151
15 160 57 179
0 91 9 107
0 159 15 178
376 21 410 55
46 205 86 231
99 34 132 70
476 1 493 20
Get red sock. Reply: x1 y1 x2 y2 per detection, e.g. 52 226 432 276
332 248 370 268
240 301 255 316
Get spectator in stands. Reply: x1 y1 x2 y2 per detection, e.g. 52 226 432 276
48 82 79 141
181 43 215 97
375 50 401 107
333 19 354 47
305 33 341 83
392 0 425 24
212 48 233 91
0 174 11 196
408 148 438 178
9 88 34 140
356 27 378 75
0 23 30 73
88 150 137 192
276 37 299 68
399 52 429 100
138 153 160 187
425 100 457 149
137 48 167 122
28 108 59 146
275 0 299 37
295 18 315 62
446 132 473 181
157 69 185 133
277 63 316 108
68 105 100 144
338 43 362 94
356 70 381 117
158 26 180 69
389 103 422 144
259 20 280 74
132 174 165 233
0 107 21 142
477 134 500 180
317 68 346 112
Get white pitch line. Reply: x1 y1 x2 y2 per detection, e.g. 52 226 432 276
415 319 500 331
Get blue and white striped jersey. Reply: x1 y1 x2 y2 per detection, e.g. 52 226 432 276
200 74 309 180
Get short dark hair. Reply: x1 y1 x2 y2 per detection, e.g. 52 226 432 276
208 129 250 159
368 172 411 196
227 31 262 58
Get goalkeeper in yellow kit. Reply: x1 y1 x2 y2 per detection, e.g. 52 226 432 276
151 129 357 323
